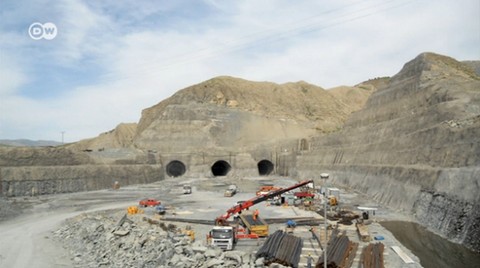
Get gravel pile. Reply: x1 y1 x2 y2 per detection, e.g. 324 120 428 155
53 210 277 268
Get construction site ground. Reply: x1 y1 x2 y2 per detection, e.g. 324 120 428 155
0 176 423 268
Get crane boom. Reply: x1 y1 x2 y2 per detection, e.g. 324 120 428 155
215 179 313 225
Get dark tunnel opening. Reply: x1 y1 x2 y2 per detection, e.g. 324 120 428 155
257 159 274 176
211 160 231 176
166 160 186 177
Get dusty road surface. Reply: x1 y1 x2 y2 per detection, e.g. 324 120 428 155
0 183 166 268
0 176 423 268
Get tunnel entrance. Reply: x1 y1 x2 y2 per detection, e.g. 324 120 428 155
211 160 231 176
166 160 186 177
257 159 274 176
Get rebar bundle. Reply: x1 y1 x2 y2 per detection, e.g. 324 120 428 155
256 230 304 268
361 242 385 268
316 234 359 268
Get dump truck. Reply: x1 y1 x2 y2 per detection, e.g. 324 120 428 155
224 184 237 197
239 212 268 237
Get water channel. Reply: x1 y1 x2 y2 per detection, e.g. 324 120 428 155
380 221 480 268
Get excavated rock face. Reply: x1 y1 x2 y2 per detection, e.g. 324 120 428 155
0 134 162 197
0 78 374 198
297 52 480 251
133 76 375 152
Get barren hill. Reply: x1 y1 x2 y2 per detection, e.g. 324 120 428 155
133 76 376 151
69 123 137 151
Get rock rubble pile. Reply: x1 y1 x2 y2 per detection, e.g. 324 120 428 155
53 210 285 268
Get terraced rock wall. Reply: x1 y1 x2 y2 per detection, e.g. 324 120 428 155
296 53 480 252
0 147 164 197
0 164 164 197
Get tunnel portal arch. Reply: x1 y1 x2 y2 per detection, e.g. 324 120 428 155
211 160 231 176
166 160 186 177
257 159 274 176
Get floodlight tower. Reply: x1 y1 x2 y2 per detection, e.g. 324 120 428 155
320 172 329 268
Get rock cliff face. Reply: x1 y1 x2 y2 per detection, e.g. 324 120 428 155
0 145 163 197
0 164 163 197
297 52 480 251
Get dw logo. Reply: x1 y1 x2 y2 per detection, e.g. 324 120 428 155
28 22 57 40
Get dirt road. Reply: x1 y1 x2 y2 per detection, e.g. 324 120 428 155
0 184 166 268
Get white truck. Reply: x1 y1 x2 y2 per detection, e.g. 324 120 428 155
208 226 235 250
183 185 192 194
224 184 237 197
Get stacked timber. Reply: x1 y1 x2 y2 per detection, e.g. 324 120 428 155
356 221 371 242
256 230 303 268
316 235 358 268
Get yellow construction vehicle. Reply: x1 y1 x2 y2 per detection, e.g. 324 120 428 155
329 196 338 206
127 206 144 215
180 225 195 242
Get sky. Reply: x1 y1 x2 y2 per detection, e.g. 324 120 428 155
0 0 479 142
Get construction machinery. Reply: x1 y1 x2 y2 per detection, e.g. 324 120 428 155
127 206 142 215
239 211 268 237
216 179 313 225
155 204 166 215
208 179 314 250
139 198 161 207
224 184 238 197
256 185 281 196
180 225 195 242
183 185 192 194
208 226 236 250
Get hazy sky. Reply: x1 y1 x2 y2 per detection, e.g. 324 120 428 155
0 0 479 142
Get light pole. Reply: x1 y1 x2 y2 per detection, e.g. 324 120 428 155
320 172 329 268
61 131 65 144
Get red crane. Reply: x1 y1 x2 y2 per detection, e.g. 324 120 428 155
215 179 314 225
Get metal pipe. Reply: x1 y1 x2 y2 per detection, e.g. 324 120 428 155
320 172 329 268
324 194 327 268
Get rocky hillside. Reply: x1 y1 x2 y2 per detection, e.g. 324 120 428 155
68 123 137 151
133 76 376 151
297 52 480 251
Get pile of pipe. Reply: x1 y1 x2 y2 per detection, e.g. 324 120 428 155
316 234 358 268
361 243 385 268
256 230 303 268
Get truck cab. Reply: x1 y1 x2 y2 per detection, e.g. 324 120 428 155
183 185 192 194
208 226 235 250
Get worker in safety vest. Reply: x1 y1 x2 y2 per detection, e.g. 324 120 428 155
253 209 259 220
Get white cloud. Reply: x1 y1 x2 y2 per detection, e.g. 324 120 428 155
0 0 478 141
